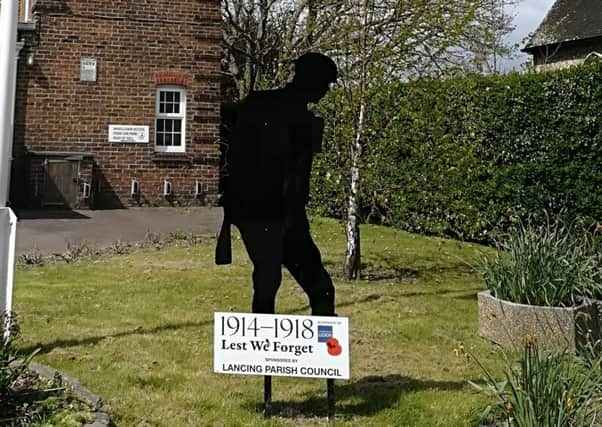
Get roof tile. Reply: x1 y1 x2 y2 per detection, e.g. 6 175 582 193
525 0 602 50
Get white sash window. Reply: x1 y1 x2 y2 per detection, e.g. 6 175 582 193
155 86 186 153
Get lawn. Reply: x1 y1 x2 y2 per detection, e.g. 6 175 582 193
13 218 501 426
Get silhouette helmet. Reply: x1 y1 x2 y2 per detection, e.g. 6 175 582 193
293 53 338 83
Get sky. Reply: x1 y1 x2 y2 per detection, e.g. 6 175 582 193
502 0 557 71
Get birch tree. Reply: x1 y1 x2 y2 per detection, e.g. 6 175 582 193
325 0 486 279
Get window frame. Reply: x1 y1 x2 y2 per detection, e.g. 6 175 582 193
155 85 187 153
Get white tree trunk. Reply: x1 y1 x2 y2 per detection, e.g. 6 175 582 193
344 102 364 280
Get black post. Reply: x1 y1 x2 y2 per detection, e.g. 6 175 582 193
264 375 272 417
327 378 335 421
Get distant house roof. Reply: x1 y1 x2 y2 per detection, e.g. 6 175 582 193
523 0 602 51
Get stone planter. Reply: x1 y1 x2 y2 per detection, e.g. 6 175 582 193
478 290 594 353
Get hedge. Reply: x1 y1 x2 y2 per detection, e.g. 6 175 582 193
309 61 602 242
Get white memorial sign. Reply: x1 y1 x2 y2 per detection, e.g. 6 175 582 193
214 312 349 379
108 125 149 143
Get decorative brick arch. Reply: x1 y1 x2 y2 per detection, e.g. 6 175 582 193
155 71 189 87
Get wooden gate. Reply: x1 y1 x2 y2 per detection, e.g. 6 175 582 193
43 159 78 208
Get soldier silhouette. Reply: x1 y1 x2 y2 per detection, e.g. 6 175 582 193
216 52 337 316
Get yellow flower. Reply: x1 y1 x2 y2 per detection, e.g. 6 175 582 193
524 335 537 348
453 343 466 357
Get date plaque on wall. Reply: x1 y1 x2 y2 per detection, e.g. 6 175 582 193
80 58 97 82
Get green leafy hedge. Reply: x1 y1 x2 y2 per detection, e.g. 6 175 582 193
310 62 602 241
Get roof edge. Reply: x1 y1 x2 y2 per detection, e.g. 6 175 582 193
522 34 602 53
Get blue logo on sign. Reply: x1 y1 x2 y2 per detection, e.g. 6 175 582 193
318 325 333 342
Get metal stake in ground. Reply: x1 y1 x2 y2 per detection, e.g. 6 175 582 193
327 378 335 420
263 376 336 419
264 375 272 417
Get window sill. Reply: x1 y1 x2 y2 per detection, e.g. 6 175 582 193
152 153 193 164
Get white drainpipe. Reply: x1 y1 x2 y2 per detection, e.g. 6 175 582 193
5 42 23 204
24 0 29 21
0 0 19 207
0 0 20 339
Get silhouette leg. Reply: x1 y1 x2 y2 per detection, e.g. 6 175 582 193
237 221 284 417
237 221 284 314
251 263 281 314
283 213 335 316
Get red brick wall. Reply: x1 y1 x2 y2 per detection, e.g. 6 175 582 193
13 0 221 208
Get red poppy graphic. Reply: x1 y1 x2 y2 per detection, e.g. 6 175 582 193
326 338 342 356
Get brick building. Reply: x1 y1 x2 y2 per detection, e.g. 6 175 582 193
523 0 602 72
10 0 221 209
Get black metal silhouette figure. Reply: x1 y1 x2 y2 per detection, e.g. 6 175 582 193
217 53 338 317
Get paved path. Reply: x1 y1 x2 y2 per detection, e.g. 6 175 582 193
14 207 223 256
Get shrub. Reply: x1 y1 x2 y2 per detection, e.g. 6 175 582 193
311 62 602 241
18 248 43 266
144 230 163 249
477 218 600 307
60 241 91 264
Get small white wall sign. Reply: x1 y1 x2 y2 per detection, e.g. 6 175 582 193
80 57 97 82
214 312 350 379
108 125 149 143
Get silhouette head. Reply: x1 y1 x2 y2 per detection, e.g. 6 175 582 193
291 53 338 103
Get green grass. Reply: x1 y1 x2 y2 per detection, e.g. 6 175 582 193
14 218 501 426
